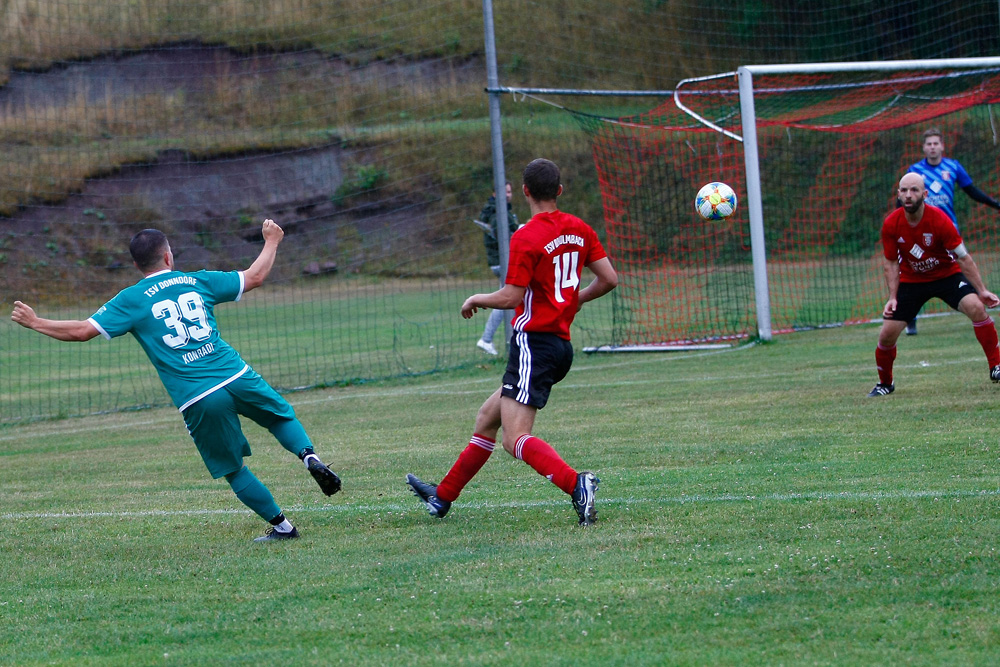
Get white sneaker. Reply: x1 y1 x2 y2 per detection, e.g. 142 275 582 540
476 339 498 355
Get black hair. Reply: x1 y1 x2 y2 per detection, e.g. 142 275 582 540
129 229 169 271
522 158 561 201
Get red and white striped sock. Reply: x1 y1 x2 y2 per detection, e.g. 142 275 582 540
436 434 495 503
514 434 577 495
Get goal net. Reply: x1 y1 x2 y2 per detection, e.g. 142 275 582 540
572 60 1000 349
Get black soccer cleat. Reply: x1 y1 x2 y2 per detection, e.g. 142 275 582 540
905 320 918 336
992 365 1000 383
253 526 299 542
406 473 451 518
867 382 894 397
572 471 599 526
303 453 342 496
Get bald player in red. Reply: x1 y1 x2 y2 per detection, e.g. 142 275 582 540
868 172 1000 397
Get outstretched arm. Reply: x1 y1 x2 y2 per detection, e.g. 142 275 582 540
11 301 100 341
243 219 284 293
579 257 618 306
962 184 1000 210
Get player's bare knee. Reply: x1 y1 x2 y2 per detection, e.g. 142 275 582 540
879 322 905 347
960 301 987 321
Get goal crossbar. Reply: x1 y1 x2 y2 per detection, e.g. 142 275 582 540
740 57 1000 76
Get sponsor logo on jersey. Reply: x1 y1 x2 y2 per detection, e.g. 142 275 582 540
910 257 940 273
909 244 925 259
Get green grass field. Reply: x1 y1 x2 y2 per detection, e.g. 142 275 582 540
2 314 1000 665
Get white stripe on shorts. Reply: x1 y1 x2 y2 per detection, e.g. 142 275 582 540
515 330 532 404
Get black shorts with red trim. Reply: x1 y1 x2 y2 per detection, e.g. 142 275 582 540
887 272 978 322
501 331 573 409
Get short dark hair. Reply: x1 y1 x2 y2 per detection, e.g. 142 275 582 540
522 158 561 201
129 229 169 271
922 127 942 143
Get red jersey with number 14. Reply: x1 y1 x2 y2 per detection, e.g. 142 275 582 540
880 203 962 283
505 209 607 340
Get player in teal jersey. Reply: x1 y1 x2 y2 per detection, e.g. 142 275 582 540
11 219 341 542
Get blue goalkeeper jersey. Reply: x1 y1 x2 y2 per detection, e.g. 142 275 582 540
88 269 252 411
908 157 972 228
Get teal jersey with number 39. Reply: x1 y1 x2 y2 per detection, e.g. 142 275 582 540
89 269 252 411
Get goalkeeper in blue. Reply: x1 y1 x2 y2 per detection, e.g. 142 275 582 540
11 219 341 542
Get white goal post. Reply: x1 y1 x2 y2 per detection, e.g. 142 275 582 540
677 56 1000 341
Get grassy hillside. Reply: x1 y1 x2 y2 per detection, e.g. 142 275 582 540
1 0 997 299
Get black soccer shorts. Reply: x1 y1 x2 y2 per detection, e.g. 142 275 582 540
888 272 978 323
501 331 574 409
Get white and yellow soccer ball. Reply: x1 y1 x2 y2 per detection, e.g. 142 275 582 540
695 182 738 220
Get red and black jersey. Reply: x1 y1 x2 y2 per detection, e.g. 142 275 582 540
881 204 963 283
505 209 607 340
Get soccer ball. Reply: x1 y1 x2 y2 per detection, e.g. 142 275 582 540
695 182 738 220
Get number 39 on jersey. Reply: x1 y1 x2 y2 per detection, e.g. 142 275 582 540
153 291 213 348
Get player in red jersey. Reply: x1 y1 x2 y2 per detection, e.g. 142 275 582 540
406 158 618 525
868 172 1000 397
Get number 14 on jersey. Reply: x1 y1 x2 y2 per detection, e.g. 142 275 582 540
552 251 580 303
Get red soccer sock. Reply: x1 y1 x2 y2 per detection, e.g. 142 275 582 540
875 343 896 386
435 434 496 503
514 434 578 495
972 317 1000 368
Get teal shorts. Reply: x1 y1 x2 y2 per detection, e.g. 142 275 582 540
181 372 296 478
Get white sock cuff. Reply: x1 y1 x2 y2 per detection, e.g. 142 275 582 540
470 435 496 452
514 434 532 460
